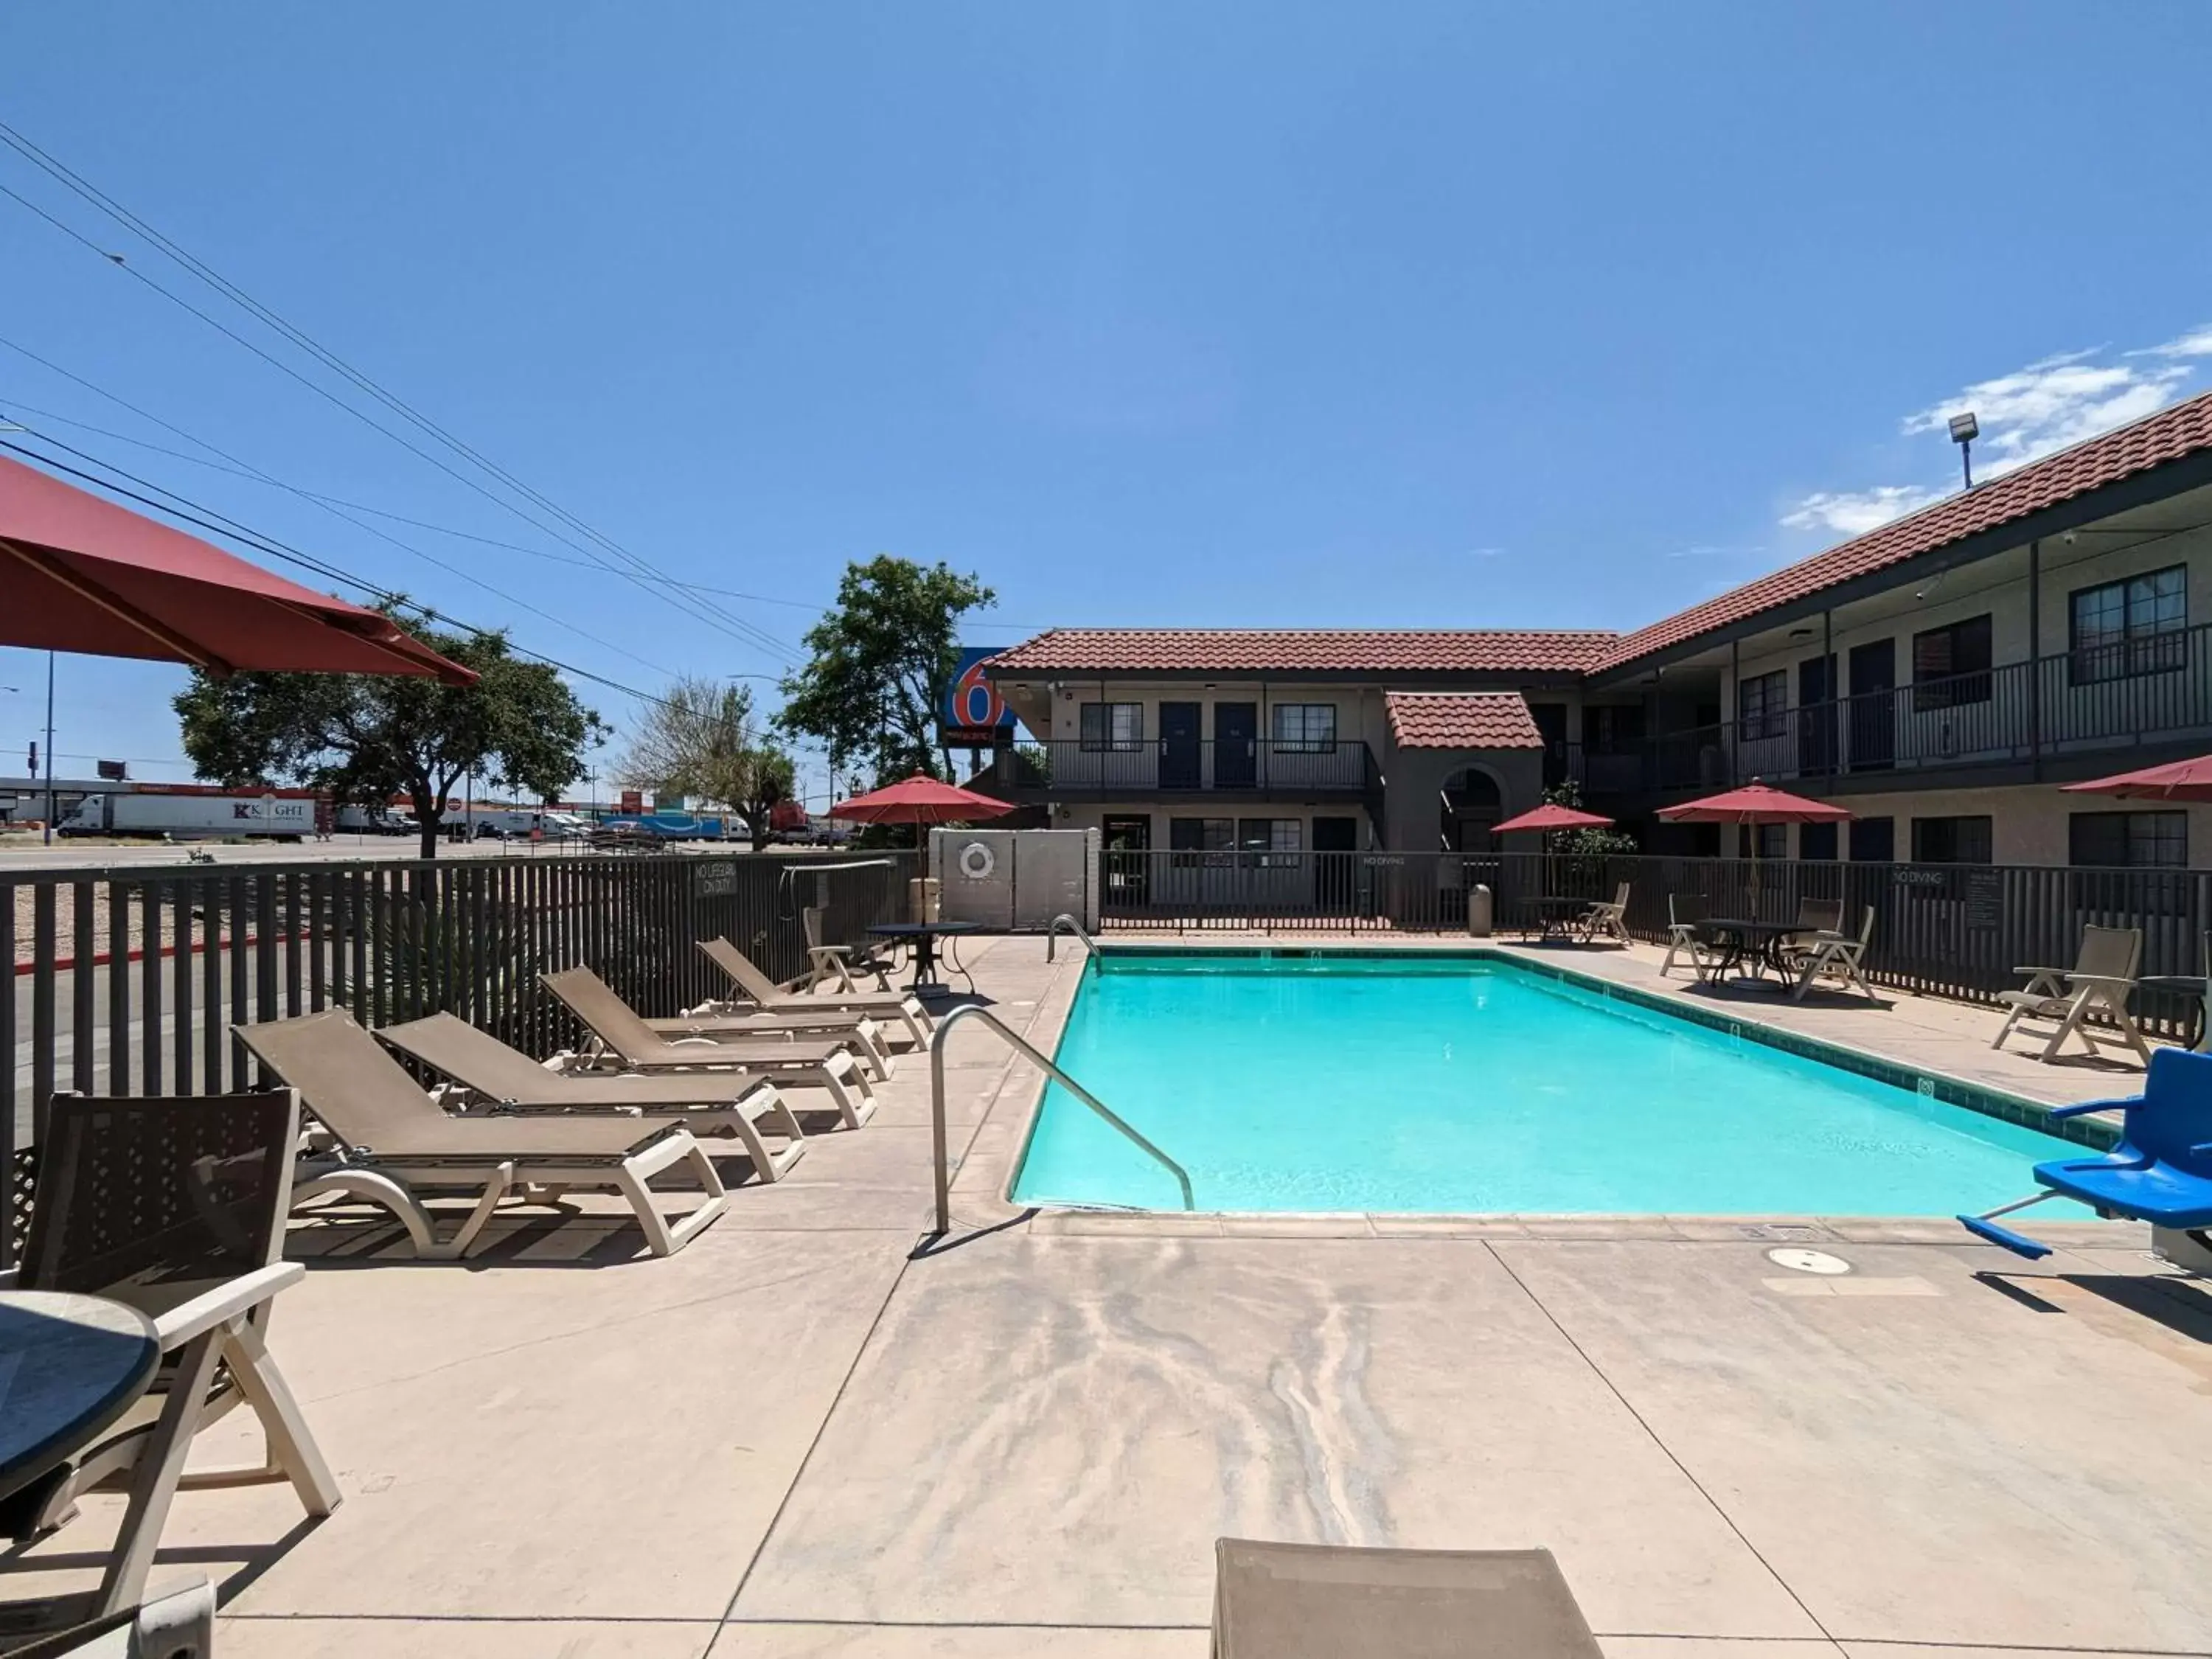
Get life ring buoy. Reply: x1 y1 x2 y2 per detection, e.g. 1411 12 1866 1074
958 841 996 880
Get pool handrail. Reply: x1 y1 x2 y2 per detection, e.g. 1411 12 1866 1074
928 1002 1193 1236
1045 913 1099 963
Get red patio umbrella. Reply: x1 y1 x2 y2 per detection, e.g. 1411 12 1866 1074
1658 779 1851 909
829 771 1012 867
0 453 475 683
2059 754 2212 801
1491 801 1615 835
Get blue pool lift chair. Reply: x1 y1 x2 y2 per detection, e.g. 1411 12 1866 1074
1958 1048 2212 1261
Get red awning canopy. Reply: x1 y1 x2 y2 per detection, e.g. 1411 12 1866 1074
827 772 1013 825
2060 755 2212 802
1656 780 1853 824
1491 802 1615 835
0 453 476 684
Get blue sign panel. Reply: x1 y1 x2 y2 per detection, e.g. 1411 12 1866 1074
939 647 1015 745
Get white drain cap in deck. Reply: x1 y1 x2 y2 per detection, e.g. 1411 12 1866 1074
1765 1247 1852 1275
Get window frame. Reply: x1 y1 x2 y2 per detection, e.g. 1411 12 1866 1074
1910 613 1994 712
1078 701 1146 754
1236 816 1304 869
1910 814 1993 865
1268 703 1338 754
1737 669 1788 741
2069 564 2188 686
2069 809 2186 869
1167 816 1237 869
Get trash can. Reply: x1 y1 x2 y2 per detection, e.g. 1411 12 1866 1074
1467 883 1493 938
908 877 942 922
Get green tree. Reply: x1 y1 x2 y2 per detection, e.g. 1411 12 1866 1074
776 556 995 785
618 677 797 849
175 611 605 860
1540 779 1640 855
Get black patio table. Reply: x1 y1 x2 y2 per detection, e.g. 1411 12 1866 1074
868 920 983 998
1695 918 1816 987
0 1290 160 1508
2138 975 2212 1053
1518 895 1599 943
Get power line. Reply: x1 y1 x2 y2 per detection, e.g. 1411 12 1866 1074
0 136 798 664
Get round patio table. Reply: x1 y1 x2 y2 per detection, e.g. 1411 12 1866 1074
868 920 983 998
0 1290 161 1506
1695 919 1812 987
2138 975 2212 1053
1517 896 1599 943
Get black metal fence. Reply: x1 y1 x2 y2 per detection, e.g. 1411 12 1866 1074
4 849 915 1263
1099 847 2209 1036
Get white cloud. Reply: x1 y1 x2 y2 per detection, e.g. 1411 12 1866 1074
1778 327 2208 541
1667 543 1767 560
2134 326 2212 359
1466 546 1506 559
1781 485 1945 536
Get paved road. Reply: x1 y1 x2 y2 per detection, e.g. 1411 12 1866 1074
0 835 594 872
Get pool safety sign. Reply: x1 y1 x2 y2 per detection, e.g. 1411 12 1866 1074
939 647 1015 747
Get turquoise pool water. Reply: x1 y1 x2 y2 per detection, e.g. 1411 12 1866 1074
1010 953 2083 1215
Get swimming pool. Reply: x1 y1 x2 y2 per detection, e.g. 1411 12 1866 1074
1010 951 2087 1216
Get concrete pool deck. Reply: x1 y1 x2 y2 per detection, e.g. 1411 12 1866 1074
7 933 2211 1657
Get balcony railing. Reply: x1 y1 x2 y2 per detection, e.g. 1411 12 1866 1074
1560 621 2212 796
988 738 1378 799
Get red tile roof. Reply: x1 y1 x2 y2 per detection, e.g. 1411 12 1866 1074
1383 692 1544 750
1596 389 2212 675
982 629 1615 675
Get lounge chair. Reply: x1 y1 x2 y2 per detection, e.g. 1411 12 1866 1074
0 1089 338 1632
236 1009 733 1258
1991 924 2154 1065
1579 881 1631 945
1658 894 1724 981
540 967 878 1128
1786 905 1876 1002
376 1013 809 1182
698 936 933 1048
1211 1538 1604 1659
1959 1047 2212 1260
655 998 895 1080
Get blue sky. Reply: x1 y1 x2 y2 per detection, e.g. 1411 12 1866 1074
4 3 2211 803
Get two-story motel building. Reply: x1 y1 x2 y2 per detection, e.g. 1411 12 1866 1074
978 389 2212 874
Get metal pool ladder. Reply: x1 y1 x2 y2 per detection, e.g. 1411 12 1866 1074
1045 912 1100 962
928 1003 1193 1236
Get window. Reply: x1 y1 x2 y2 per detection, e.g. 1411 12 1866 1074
1911 613 1993 710
1237 817 1302 868
1079 702 1144 752
1849 817 1894 863
1911 815 1992 864
1737 824 1787 860
1269 703 1337 753
1799 821 1838 860
1582 703 1646 753
2070 565 2186 684
2070 810 2186 869
1737 670 1787 740
1168 816 1235 868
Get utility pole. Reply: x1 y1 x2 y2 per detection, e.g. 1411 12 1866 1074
43 651 55 846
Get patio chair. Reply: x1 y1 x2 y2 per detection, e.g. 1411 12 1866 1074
376 1013 808 1182
801 902 900 994
236 1009 731 1259
1991 925 2154 1065
698 936 933 1048
0 1090 338 1629
1792 897 1843 937
1787 905 1877 1002
1658 893 1724 981
653 995 896 1081
1959 1047 2212 1260
1579 881 1631 945
1211 1538 1604 1659
541 967 878 1128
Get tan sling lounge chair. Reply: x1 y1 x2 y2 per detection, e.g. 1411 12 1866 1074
377 1013 809 1182
1211 1538 1604 1659
237 1009 733 1259
698 936 933 1048
540 967 878 1127
1991 924 2154 1065
658 999 897 1079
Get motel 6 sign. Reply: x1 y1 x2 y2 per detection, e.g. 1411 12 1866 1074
939 647 1015 747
